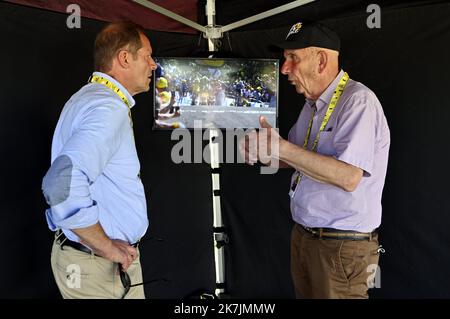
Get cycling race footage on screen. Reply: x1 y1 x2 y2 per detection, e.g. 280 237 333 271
153 58 278 129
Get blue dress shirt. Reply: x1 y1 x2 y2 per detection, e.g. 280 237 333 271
42 72 148 244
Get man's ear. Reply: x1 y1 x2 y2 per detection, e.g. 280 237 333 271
117 49 129 69
317 50 328 74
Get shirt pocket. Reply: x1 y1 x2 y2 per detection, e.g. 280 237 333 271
317 131 335 155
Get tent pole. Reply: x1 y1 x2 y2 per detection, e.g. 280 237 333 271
206 0 216 51
209 129 228 298
132 0 206 33
133 0 316 45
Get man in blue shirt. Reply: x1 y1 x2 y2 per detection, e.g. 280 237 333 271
42 22 157 298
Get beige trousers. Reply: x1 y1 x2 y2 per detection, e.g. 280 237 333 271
50 237 145 299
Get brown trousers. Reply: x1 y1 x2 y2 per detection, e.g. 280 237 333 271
291 223 380 299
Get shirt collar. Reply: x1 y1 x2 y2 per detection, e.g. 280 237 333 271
314 69 345 112
92 71 136 108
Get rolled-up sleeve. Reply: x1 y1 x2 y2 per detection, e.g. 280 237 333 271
42 103 128 230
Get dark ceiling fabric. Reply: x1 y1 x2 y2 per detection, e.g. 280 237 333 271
1 0 450 299
5 0 199 34
208 0 449 31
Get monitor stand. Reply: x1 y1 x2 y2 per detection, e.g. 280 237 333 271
209 129 229 298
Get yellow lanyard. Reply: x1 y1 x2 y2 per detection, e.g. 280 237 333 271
88 75 133 128
88 75 139 178
303 72 349 151
291 72 349 193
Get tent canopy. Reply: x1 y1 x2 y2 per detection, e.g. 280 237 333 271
7 0 431 34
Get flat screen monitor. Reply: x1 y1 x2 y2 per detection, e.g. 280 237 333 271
153 57 279 129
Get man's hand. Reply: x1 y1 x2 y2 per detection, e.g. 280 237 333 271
74 223 137 272
239 116 283 166
239 129 258 165
96 239 137 272
257 116 282 165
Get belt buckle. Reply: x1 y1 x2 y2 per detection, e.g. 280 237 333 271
55 230 67 245
132 238 141 248
304 226 322 238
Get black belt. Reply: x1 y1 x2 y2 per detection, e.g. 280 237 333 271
299 224 376 241
56 231 139 255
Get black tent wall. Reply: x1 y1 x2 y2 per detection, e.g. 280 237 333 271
1 1 449 298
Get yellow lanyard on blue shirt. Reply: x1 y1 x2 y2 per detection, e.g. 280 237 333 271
88 75 133 128
290 72 349 197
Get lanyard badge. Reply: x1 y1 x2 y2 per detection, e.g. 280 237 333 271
289 171 301 198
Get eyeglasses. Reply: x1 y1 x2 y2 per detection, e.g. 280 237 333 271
119 267 169 299
119 269 131 299
118 236 166 299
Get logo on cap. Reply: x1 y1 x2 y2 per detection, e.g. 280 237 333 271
286 22 302 40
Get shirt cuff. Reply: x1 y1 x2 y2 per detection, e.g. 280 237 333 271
335 153 373 177
45 203 99 230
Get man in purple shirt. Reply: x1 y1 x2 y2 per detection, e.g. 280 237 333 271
241 21 390 298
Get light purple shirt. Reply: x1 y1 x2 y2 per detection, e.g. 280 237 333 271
288 70 390 232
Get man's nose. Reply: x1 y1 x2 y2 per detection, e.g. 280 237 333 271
149 58 157 70
281 61 290 75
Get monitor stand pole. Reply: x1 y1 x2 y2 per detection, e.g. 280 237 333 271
209 128 229 298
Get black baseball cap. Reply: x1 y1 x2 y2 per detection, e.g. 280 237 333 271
274 21 340 52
